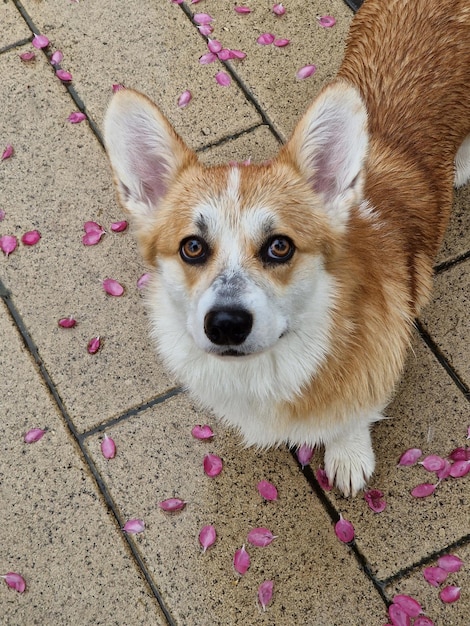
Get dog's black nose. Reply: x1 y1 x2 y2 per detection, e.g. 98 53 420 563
204 308 253 346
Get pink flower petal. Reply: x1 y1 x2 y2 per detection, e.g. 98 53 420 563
50 50 63 65
102 278 124 296
56 69 72 82
234 6 252 14
414 618 435 626
449 459 470 478
198 524 216 552
193 13 214 25
0 235 17 256
217 49 233 61
423 566 448 587
215 71 231 86
317 15 336 28
296 444 314 468
198 24 213 36
392 595 422 618
448 446 470 461
228 49 246 60
32 34 49 49
84 220 104 233
437 554 463 573
24 428 46 443
199 52 218 64
158 498 187 512
411 483 437 498
191 425 214 440
101 434 116 459
58 316 77 328
1 572 26 593
274 38 290 47
398 448 422 466
436 458 452 480
439 585 461 604
257 33 275 45
334 514 355 543
1 144 13 160
82 221 105 245
0 209 5 221
110 220 128 232
258 580 274 611
87 336 102 354
247 527 276 547
315 467 332 491
257 479 278 501
20 51 36 61
122 518 145 534
203 453 223 477
207 39 222 54
273 3 285 15
137 273 151 289
296 64 317 80
419 455 446 472
68 112 87 124
364 489 387 513
177 89 192 108
388 604 411 626
21 230 41 246
233 545 250 575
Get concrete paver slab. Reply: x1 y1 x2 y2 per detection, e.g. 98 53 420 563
0 301 166 626
438 185 470 265
18 0 262 148
85 393 387 626
0 2 30 49
198 124 280 166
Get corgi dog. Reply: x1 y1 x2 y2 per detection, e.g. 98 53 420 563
104 0 470 496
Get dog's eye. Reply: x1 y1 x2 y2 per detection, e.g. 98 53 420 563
180 237 209 264
260 236 295 264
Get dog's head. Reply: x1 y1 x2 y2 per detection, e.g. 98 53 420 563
103 84 368 364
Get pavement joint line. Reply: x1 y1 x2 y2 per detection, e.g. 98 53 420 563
0 280 176 625
196 123 281 155
0 37 32 55
416 319 470 402
434 249 470 274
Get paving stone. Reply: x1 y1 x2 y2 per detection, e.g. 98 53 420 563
0 1 30 49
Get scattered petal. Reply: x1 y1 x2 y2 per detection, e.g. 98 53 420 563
334 514 355 543
215 71 231 86
158 498 187 512
0 209 5 221
199 52 218 65
191 425 214 440
228 49 246 60
317 15 336 28
87 336 102 354
0 235 17 256
82 220 105 245
24 428 46 443
258 580 274 611
50 50 63 65
1 572 26 593
199 524 217 552
58 316 77 328
198 24 213 36
177 89 192 108
56 69 72 82
274 38 290 47
296 64 317 80
257 33 275 45
437 554 463 573
1 144 13 160
364 489 387 513
393 595 422 618
423 566 448 587
296 444 314 468
32 34 49 49
449 459 470 478
102 278 124 296
398 448 422 466
439 585 461 604
21 230 41 246
110 220 128 232
247 527 276 547
68 111 87 123
257 480 278 501
419 455 446 472
410 483 437 498
20 51 36 61
217 49 233 61
233 545 250 575
234 6 252 14
122 518 145 534
435 458 452 480
101 434 116 459
207 39 222 53
193 13 214 25
388 603 411 626
273 4 286 16
414 618 435 626
315 467 332 491
448 446 470 461
137 273 151 289
203 453 223 477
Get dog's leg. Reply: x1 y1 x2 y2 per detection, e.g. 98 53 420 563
323 418 378 497
454 134 470 188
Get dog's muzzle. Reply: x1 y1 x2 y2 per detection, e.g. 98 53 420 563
204 308 253 346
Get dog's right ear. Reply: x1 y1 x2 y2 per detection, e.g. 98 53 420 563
103 88 197 218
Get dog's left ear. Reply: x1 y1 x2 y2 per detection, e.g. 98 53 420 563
282 81 368 229
103 88 197 220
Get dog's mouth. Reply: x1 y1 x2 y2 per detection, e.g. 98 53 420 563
217 348 249 357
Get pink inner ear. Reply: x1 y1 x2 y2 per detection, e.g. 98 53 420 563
127 146 172 207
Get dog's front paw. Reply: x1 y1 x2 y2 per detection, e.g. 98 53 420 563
324 426 375 497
